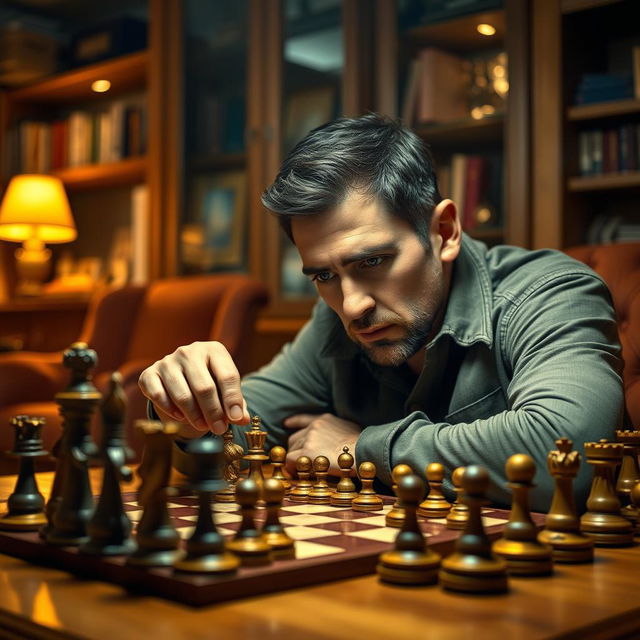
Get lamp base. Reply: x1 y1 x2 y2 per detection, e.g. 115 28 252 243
14 245 51 297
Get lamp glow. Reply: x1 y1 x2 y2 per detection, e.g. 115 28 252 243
0 175 77 296
477 23 496 36
91 79 111 93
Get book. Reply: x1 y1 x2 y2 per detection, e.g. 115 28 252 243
401 57 422 127
450 154 467 221
130 184 149 285
462 155 487 231
416 47 469 124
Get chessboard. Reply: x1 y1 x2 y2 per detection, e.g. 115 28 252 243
0 491 539 607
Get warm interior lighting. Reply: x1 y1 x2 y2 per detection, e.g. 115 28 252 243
91 79 111 93
0 174 77 296
477 23 496 36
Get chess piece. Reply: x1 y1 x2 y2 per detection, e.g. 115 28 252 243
308 456 332 504
377 474 441 584
330 446 358 507
39 422 63 539
580 439 634 546
270 446 291 495
352 461 384 512
226 477 272 566
385 464 413 527
244 416 269 502
0 416 48 531
46 342 100 546
445 467 469 530
615 429 640 526
631 481 640 535
290 455 313 502
262 477 295 559
417 462 452 519
439 465 508 593
538 438 594 563
216 427 245 503
492 454 553 575
80 373 136 555
127 420 181 567
174 435 240 574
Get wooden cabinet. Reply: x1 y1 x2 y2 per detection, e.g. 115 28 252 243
533 0 640 249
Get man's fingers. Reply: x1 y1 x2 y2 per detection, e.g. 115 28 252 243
283 414 316 429
206 344 249 426
138 369 188 423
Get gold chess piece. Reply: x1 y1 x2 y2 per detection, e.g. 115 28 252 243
290 455 313 502
352 461 384 512
417 462 452 519
330 446 358 507
308 456 332 504
270 446 292 495
615 429 640 527
261 477 295 559
445 466 469 530
385 464 413 528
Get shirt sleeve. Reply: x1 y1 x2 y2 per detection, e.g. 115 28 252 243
355 270 624 512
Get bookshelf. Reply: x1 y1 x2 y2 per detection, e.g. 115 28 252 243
533 0 640 248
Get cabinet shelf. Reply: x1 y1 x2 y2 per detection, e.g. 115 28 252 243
8 51 148 105
567 98 640 121
53 156 147 191
415 114 503 147
567 171 640 191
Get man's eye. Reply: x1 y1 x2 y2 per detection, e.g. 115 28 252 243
362 256 384 268
312 271 334 283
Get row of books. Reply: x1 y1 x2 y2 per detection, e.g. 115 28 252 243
438 152 503 231
11 97 147 174
587 215 640 244
578 123 640 176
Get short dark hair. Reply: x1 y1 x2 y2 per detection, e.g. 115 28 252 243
261 113 442 244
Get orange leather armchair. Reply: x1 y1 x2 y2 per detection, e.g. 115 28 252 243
565 243 640 427
0 274 268 472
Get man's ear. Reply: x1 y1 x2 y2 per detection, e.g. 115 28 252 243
430 199 461 263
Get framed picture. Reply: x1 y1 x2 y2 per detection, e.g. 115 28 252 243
184 171 247 271
283 85 336 153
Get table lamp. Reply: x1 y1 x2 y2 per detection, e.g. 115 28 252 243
0 174 77 296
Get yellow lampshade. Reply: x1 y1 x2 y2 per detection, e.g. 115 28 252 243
0 174 77 244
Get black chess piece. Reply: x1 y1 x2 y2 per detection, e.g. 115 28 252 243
80 373 136 555
439 465 509 593
0 416 48 531
173 435 240 574
46 342 100 546
127 420 182 567
377 474 441 584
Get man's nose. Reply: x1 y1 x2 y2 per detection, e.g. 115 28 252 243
341 279 375 321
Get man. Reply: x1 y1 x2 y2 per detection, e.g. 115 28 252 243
139 114 623 510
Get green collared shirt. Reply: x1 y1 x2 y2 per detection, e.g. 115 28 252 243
237 235 624 511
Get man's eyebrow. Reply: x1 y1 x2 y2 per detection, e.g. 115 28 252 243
301 242 398 276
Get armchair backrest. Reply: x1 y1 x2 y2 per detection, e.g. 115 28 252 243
564 243 640 427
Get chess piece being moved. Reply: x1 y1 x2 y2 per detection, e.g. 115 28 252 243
0 416 48 531
127 420 181 567
308 456 332 504
244 416 269 502
538 438 594 563
46 342 100 546
445 467 469 530
377 474 441 585
80 373 136 556
270 446 291 495
290 456 313 502
418 462 452 519
226 477 272 566
439 465 508 593
174 435 240 574
330 446 358 507
352 461 383 512
261 477 295 559
615 429 640 526
580 439 634 546
492 454 553 575
216 427 245 503
385 464 413 528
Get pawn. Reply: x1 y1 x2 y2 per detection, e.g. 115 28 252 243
492 454 553 575
308 456 332 504
377 474 441 585
226 477 272 566
445 467 469 530
385 464 413 528
352 461 384 512
330 447 358 507
270 446 292 496
262 478 295 559
418 462 452 519
439 465 508 594
290 456 313 503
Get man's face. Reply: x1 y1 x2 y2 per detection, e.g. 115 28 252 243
291 192 456 368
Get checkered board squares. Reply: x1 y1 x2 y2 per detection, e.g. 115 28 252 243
0 491 537 607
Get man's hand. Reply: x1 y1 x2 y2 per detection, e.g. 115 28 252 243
138 341 251 436
284 413 361 476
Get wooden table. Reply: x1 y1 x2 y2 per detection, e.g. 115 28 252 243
0 473 638 640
